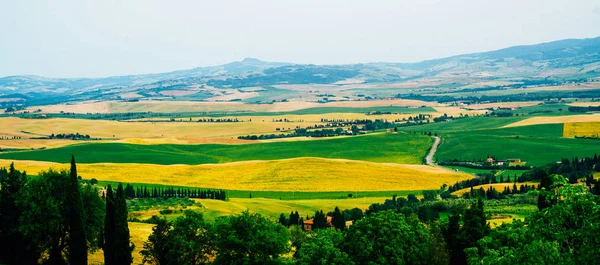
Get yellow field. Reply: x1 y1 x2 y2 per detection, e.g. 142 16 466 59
89 222 153 265
0 158 472 192
0 117 316 148
563 122 600 138
503 114 600 128
451 183 537 196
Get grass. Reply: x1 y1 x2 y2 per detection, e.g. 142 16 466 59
0 133 431 165
1 157 470 192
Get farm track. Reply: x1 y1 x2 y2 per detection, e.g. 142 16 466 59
425 136 440 166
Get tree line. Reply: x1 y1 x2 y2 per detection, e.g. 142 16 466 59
122 184 226 201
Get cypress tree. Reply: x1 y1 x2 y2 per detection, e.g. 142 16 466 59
104 185 116 265
68 155 88 265
331 207 345 230
114 184 134 264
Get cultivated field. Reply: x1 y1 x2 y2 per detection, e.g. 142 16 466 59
503 114 600 127
563 122 600 138
451 183 538 196
0 133 431 165
0 157 470 192
27 99 438 114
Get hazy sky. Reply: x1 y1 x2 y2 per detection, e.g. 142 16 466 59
2 0 600 78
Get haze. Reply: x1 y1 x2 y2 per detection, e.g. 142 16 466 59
1 0 600 78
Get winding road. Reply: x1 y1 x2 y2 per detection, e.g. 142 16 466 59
425 136 441 166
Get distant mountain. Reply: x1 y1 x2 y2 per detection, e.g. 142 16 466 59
1 37 599 106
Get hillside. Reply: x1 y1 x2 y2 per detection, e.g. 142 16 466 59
1 37 599 107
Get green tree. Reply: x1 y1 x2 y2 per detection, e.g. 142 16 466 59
454 197 489 265
278 213 288 227
213 211 290 265
0 163 36 264
17 169 104 264
342 210 431 265
167 211 214 265
467 175 600 264
537 172 554 210
141 217 172 265
296 229 353 265
68 155 88 265
104 185 116 264
331 207 345 230
114 184 135 264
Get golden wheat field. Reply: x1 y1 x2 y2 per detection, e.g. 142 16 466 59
0 158 472 192
503 114 600 128
451 183 538 196
0 117 319 147
563 122 600 138
88 222 153 265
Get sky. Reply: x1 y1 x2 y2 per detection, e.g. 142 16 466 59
1 0 600 78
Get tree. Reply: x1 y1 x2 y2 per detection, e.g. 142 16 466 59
104 185 116 264
141 217 172 265
467 175 600 264
296 229 354 265
213 211 290 265
342 210 431 265
331 207 345 230
166 211 214 265
0 163 35 264
444 206 462 265
278 213 288 227
113 184 134 264
538 172 554 210
68 155 88 265
454 198 489 265
312 210 328 230
17 169 104 265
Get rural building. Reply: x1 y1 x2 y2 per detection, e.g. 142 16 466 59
486 157 495 163
303 216 333 232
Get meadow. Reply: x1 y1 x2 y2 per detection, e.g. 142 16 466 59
0 133 431 165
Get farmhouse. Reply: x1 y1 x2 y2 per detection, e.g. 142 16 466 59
303 216 333 232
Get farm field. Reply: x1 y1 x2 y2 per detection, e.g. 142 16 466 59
0 157 470 192
27 99 437 114
401 116 600 166
0 133 431 165
563 122 600 138
503 113 600 127
435 125 598 166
